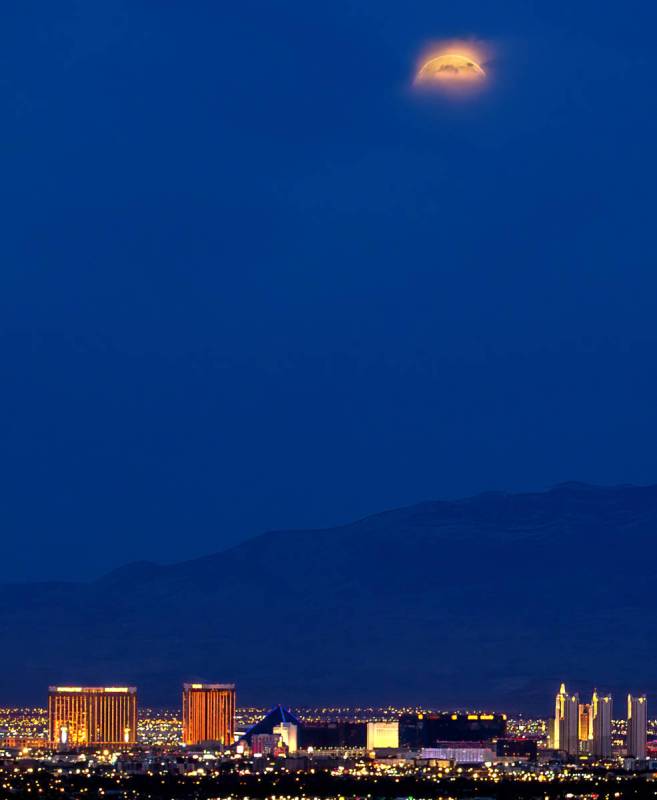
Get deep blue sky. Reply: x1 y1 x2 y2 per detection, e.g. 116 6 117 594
2 1 657 581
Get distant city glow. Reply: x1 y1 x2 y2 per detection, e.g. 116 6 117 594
0 696 655 797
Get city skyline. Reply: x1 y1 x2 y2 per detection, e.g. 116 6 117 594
3 0 657 796
24 680 655 724
2 683 652 756
4 693 657 798
2 684 654 798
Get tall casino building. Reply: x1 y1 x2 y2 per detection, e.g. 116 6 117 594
591 689 613 758
627 694 648 759
48 686 137 747
553 683 579 755
182 683 236 746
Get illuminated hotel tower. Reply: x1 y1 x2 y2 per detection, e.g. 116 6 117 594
182 683 236 746
578 703 592 751
48 686 137 747
554 683 579 755
627 694 648 758
591 689 613 758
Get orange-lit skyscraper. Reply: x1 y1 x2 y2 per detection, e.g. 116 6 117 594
48 686 137 747
182 683 236 746
578 702 592 750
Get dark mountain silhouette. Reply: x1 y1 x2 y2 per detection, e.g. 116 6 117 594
2 482 656 714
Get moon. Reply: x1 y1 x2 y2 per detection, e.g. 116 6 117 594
415 53 486 84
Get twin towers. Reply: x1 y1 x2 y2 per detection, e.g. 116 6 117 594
551 683 647 759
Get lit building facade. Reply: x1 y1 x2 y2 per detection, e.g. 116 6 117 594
48 686 137 747
578 703 592 751
591 690 613 758
273 722 298 752
420 744 496 764
182 683 235 746
627 694 647 758
554 683 579 755
367 721 399 750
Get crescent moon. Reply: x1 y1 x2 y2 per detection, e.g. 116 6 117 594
416 53 486 83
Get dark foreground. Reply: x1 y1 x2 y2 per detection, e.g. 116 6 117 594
5 771 657 800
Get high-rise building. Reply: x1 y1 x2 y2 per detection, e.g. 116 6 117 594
627 695 647 758
182 683 236 747
591 690 613 758
48 686 137 747
578 703 592 752
554 683 579 755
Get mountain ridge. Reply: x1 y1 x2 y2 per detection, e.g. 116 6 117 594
6 481 649 589
2 481 656 713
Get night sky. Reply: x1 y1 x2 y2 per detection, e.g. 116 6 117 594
3 1 657 581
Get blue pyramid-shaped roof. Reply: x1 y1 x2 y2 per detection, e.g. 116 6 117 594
242 705 301 742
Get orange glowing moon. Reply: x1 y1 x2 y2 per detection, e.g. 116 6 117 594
416 53 486 84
